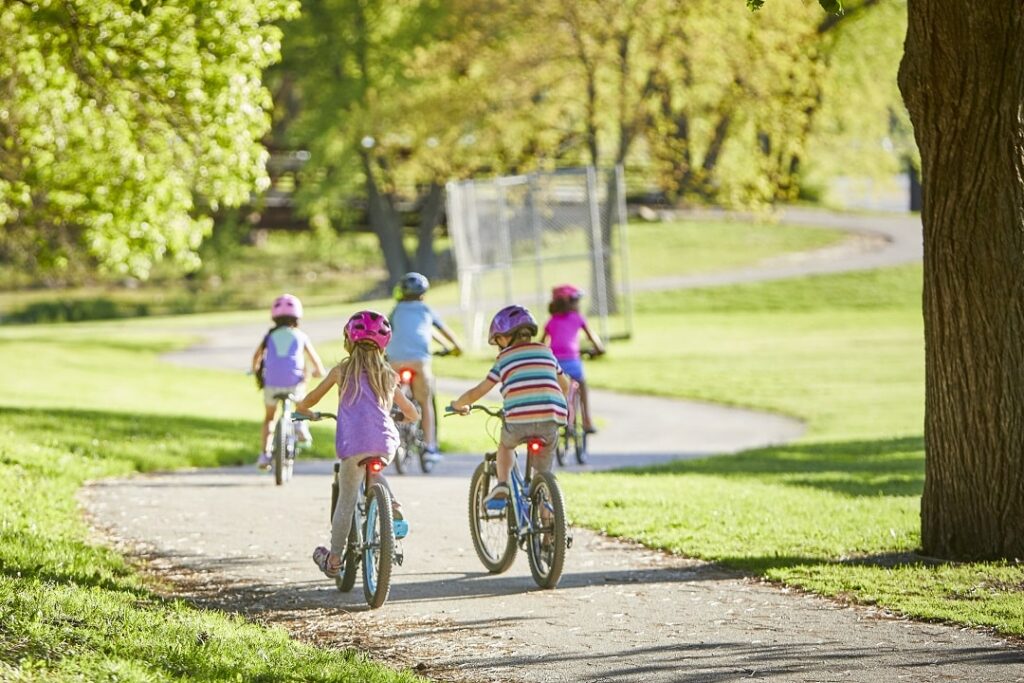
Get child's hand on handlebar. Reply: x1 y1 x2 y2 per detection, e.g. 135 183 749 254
447 401 470 416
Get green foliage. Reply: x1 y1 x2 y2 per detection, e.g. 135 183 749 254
0 0 297 281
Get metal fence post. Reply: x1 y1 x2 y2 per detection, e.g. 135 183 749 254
585 166 610 342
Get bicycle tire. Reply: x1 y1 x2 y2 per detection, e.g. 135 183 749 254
272 419 285 486
555 425 568 467
418 392 439 474
468 461 517 573
526 471 567 589
393 440 413 474
362 483 395 608
572 391 588 465
337 517 359 593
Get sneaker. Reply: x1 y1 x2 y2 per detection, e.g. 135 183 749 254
583 425 598 435
483 482 510 505
312 546 340 578
423 446 443 464
256 452 272 470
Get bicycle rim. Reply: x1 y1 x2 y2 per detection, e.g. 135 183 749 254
468 462 517 573
526 471 567 589
362 484 394 608
272 421 285 486
572 394 588 465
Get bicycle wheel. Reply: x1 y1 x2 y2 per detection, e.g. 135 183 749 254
362 483 395 608
468 460 517 573
526 471 567 589
283 421 296 482
418 393 439 474
393 433 414 474
272 419 286 486
571 392 588 465
555 425 568 467
337 517 359 593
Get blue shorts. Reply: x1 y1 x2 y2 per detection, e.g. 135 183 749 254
557 358 585 382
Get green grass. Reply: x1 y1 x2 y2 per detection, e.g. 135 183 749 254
0 219 843 324
0 407 424 682
543 264 1023 637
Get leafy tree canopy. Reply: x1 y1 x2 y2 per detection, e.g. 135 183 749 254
0 0 296 281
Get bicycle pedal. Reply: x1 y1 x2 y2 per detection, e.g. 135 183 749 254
394 551 404 566
393 520 409 539
485 499 507 512
566 534 574 549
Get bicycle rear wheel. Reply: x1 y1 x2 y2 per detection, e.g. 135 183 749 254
362 483 395 608
555 425 569 467
526 471 567 589
571 391 588 465
337 518 359 593
272 419 286 486
468 460 517 573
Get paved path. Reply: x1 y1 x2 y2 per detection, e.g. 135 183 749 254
84 210 1024 682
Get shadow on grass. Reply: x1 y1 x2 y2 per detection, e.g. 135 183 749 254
617 435 925 498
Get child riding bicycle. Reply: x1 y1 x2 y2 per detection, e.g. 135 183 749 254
296 310 419 579
251 293 326 469
541 284 605 434
387 272 463 462
450 305 570 503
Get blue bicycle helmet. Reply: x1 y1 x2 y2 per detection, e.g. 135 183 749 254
398 272 429 298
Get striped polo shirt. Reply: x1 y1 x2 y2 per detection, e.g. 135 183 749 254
487 342 568 425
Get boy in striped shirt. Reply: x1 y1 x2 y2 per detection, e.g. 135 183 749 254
451 305 571 502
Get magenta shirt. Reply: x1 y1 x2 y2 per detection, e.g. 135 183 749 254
544 311 586 360
335 373 399 460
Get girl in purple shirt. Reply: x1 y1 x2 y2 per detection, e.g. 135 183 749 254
541 285 605 433
296 310 419 579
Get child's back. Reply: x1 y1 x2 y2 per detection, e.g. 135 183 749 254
489 341 568 425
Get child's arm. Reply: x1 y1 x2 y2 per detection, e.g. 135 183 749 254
450 377 497 414
581 322 606 355
304 341 327 378
557 370 571 396
251 342 265 374
433 321 464 356
295 366 339 415
393 387 421 423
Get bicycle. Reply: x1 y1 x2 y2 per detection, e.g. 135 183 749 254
445 404 570 589
554 348 601 467
270 391 298 485
294 411 407 609
391 345 453 474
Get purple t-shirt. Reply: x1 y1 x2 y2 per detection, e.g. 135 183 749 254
335 372 399 460
262 327 310 387
544 311 586 360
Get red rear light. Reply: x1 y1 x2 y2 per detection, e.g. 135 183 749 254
400 369 413 383
369 459 383 473
528 439 543 454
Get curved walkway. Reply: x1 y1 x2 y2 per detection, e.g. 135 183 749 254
85 210 1023 682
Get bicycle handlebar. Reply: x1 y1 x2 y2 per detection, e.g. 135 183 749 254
444 403 503 418
292 411 336 421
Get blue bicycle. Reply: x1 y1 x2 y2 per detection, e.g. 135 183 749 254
447 404 569 589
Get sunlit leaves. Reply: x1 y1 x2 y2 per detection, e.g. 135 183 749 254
0 0 297 280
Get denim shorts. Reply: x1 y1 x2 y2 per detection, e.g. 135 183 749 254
557 358 585 382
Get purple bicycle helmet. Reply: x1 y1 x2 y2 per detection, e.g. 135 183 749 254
344 310 392 350
488 305 538 345
271 293 303 320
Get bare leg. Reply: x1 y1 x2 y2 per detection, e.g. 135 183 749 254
495 443 513 483
579 380 595 431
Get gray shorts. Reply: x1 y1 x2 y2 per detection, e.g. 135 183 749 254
263 383 305 407
500 420 560 473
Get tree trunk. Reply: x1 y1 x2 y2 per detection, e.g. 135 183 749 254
898 1 1024 560
362 152 408 288
414 182 444 280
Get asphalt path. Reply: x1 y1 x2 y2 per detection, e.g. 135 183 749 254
83 209 1024 682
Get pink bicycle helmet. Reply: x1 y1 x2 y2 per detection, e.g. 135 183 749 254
551 284 583 301
344 309 392 350
488 305 538 345
271 293 303 320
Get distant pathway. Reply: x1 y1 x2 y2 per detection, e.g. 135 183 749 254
86 210 1023 682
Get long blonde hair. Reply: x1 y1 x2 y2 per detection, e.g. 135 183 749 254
337 340 398 408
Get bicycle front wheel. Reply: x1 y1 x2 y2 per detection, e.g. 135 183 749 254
526 471 567 589
362 483 395 608
468 460 517 573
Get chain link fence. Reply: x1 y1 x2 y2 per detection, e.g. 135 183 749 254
446 166 633 351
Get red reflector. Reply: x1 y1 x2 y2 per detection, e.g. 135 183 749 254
400 370 413 383
529 440 542 453
369 460 383 473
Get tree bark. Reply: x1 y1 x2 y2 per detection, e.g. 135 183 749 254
362 152 409 288
414 182 444 280
898 1 1024 559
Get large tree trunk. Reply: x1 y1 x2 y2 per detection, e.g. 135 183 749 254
414 182 444 280
898 1 1024 560
362 152 408 288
